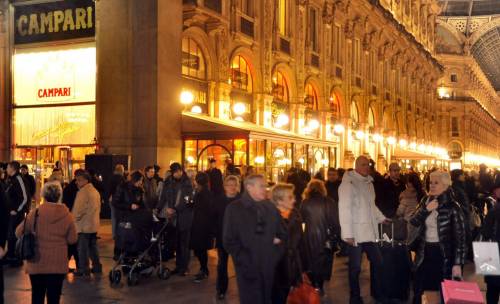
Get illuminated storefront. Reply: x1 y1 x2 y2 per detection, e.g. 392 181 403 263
11 0 96 180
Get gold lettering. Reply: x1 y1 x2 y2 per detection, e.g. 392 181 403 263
75 8 86 29
53 10 64 32
87 6 93 28
28 14 39 35
39 12 53 34
17 15 28 36
63 9 75 31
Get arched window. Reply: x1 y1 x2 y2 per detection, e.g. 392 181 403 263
182 37 206 80
231 55 253 92
271 70 290 129
329 91 340 119
272 71 289 103
181 37 208 114
304 83 318 110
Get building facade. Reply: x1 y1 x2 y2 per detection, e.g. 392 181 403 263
180 0 447 181
435 1 500 170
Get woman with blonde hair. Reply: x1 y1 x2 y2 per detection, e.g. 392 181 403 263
409 170 466 304
300 179 340 294
270 183 303 303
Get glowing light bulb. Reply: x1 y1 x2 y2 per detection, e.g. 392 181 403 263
180 90 194 105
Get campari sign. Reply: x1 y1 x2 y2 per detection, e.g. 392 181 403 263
14 0 95 45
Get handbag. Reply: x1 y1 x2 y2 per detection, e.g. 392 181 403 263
470 206 482 229
441 279 484 304
15 209 39 261
406 222 423 251
287 273 321 304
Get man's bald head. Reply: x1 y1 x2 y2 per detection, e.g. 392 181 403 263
355 156 370 177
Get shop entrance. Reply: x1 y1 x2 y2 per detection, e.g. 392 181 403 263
196 144 233 172
14 146 94 182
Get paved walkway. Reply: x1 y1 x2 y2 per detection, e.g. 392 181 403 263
4 221 486 303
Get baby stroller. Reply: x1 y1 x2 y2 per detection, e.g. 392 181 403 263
109 214 171 286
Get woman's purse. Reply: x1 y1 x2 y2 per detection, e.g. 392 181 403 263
287 273 321 304
15 209 39 261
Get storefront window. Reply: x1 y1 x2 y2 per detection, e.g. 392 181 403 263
249 139 266 174
294 144 308 170
233 139 247 167
266 141 292 183
184 140 198 170
309 146 328 177
13 105 95 146
272 70 290 130
198 144 232 172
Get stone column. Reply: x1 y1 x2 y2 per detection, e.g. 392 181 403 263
0 3 8 160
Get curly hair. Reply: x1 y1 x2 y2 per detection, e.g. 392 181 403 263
302 178 327 200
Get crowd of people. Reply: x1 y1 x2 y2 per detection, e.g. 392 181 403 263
0 158 499 304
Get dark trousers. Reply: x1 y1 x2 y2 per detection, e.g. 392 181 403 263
216 248 229 294
348 242 383 301
77 233 101 273
7 213 23 261
194 249 208 274
67 244 79 267
487 284 500 304
414 243 449 304
271 287 289 304
29 274 65 304
175 229 190 272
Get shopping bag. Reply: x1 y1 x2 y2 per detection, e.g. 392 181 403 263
473 242 500 275
287 273 321 304
441 280 484 304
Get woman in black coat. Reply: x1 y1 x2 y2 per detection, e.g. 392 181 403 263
409 170 466 304
481 183 500 304
271 183 304 304
190 172 214 283
300 179 340 294
112 171 152 254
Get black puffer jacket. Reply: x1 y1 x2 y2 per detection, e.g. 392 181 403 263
410 188 466 273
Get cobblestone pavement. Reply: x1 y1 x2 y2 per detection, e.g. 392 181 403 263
3 221 485 304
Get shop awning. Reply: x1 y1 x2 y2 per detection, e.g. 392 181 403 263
181 112 336 147
393 147 436 160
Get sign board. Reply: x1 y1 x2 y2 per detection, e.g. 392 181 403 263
14 43 96 105
14 0 95 45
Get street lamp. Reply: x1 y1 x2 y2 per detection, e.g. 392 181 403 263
180 90 194 105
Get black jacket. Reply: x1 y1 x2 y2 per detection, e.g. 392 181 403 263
62 179 79 211
107 173 125 202
300 193 340 280
223 192 286 279
410 188 467 273
0 183 9 249
214 193 241 248
451 181 471 232
375 177 405 218
158 174 194 231
112 182 147 223
325 180 341 203
274 208 303 289
5 173 29 214
22 173 36 199
190 188 215 250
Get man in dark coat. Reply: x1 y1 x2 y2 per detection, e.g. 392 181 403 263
63 174 80 269
143 166 159 210
157 163 194 275
20 165 36 200
107 164 126 259
374 163 405 218
0 181 9 304
223 174 286 304
4 161 29 266
214 175 241 299
206 159 224 196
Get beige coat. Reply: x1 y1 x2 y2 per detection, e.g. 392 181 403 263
16 203 77 274
72 183 101 233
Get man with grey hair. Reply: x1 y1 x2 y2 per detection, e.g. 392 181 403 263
339 156 389 304
223 174 286 304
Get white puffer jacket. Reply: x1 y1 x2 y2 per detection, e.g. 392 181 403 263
339 170 385 243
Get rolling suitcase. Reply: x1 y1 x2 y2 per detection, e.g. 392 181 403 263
377 221 412 301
